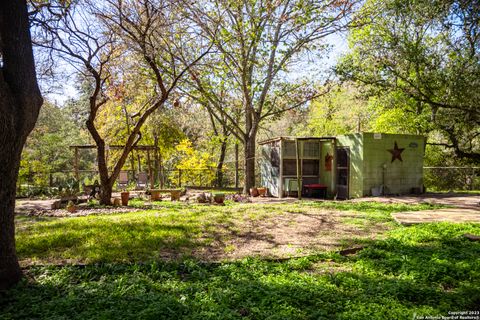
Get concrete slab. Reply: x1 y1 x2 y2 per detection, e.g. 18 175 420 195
392 208 480 225
352 192 480 210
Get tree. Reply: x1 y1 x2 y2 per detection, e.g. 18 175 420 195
337 0 480 162
303 82 375 136
185 0 358 193
33 0 210 204
178 74 237 188
20 101 87 189
33 1 119 204
0 0 43 289
208 113 232 187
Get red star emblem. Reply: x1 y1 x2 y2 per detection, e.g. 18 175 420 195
388 141 405 163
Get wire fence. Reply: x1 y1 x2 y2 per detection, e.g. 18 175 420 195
16 166 478 198
16 168 245 198
423 167 480 191
163 168 244 189
16 170 99 198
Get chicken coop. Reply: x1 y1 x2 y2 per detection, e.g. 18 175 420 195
260 133 425 199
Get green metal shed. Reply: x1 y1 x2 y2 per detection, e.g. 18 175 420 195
259 133 425 199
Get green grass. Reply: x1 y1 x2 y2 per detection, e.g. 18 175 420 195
14 201 284 263
14 201 441 264
4 201 479 319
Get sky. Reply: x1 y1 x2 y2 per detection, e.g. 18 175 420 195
45 32 350 106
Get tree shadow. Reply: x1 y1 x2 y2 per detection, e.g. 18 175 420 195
4 224 480 319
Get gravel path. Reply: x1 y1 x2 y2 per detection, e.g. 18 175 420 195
21 206 143 217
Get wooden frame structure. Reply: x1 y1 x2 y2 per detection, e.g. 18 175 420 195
260 136 336 199
69 144 159 189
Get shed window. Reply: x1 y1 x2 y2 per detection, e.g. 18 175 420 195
282 159 319 176
302 160 319 175
283 141 296 157
303 142 319 157
283 159 297 175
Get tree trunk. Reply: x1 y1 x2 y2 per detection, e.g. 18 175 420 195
92 139 113 205
0 0 43 289
123 104 136 178
0 142 24 290
243 134 257 194
215 137 228 188
99 183 113 205
234 143 239 189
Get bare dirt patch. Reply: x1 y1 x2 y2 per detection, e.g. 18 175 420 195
194 209 386 261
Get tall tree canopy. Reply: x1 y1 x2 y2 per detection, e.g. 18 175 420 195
337 0 480 162
32 0 210 204
184 0 359 192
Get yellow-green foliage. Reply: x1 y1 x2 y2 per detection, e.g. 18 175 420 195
169 139 216 186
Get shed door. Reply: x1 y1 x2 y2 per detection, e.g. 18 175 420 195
336 147 350 200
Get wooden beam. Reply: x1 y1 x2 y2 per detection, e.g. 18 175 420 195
331 138 337 198
279 140 284 198
295 138 302 200
69 144 158 151
74 147 79 183
159 150 164 189
147 149 154 189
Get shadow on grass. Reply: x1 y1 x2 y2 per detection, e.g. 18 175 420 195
15 200 447 264
3 223 480 320
16 206 274 263
16 215 206 263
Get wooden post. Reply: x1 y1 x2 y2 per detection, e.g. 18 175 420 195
331 139 337 198
74 147 79 185
279 140 284 198
159 150 164 189
153 137 160 185
137 153 141 173
471 167 475 190
147 149 154 189
295 139 302 200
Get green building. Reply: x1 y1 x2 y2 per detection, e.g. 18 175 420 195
259 133 425 199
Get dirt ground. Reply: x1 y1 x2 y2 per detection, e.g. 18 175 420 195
194 208 385 261
15 192 480 262
194 192 480 260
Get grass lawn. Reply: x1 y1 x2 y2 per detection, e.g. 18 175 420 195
2 201 480 319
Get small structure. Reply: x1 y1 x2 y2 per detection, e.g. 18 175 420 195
260 133 425 199
70 144 159 190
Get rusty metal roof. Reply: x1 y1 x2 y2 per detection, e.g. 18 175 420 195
258 136 336 145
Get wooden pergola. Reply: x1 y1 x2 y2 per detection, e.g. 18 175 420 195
69 144 159 188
